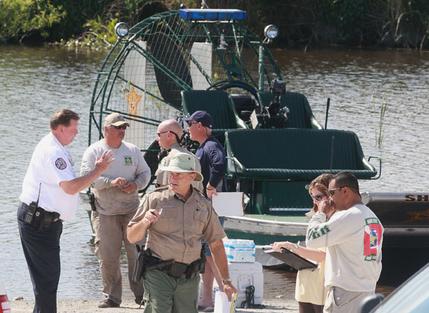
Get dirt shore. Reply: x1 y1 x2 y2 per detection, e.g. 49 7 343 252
11 298 298 313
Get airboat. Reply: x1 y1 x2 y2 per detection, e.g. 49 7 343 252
87 6 382 251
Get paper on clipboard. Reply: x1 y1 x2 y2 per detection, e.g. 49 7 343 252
212 192 244 217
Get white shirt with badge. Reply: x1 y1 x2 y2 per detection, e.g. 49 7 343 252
20 132 79 221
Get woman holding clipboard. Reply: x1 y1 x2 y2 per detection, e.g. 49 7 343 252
272 174 336 313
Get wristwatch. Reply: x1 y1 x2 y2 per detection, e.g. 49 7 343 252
222 278 232 285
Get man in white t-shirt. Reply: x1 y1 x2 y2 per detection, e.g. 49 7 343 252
306 172 384 313
80 113 151 308
18 109 113 313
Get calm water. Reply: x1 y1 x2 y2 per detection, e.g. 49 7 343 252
1 46 428 300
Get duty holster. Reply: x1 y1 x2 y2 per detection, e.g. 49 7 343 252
132 248 206 281
132 247 174 282
88 192 97 211
23 202 60 231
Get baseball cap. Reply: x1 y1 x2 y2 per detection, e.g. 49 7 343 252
158 152 203 181
185 111 213 128
104 113 130 127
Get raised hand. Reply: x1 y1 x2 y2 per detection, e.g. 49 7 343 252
95 150 114 172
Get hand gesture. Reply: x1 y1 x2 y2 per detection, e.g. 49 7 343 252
95 150 114 172
318 198 332 214
142 209 161 227
121 182 137 193
111 177 128 187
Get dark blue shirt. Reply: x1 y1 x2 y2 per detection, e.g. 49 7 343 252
196 137 226 192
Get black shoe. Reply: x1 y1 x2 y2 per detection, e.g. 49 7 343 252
98 299 120 308
135 296 143 305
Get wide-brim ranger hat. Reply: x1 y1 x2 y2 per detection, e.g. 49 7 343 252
185 110 213 128
104 112 130 127
158 152 203 182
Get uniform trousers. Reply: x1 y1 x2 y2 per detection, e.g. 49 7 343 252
17 202 63 313
143 269 199 313
92 211 143 304
324 286 372 313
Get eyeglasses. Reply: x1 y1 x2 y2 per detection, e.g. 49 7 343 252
186 120 198 126
328 187 344 196
311 193 326 201
112 125 127 130
157 130 170 137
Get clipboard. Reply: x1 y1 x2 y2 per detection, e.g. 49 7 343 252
264 248 317 270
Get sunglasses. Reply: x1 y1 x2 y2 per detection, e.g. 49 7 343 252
157 130 170 137
328 187 344 196
311 193 326 201
112 125 127 130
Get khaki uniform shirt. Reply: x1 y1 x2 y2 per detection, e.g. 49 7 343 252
155 143 203 191
129 186 225 264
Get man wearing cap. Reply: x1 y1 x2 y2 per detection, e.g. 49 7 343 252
186 110 227 310
18 109 113 313
81 112 151 308
186 110 226 199
155 118 202 191
127 152 237 313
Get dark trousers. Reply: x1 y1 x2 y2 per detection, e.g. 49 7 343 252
299 301 324 313
17 202 63 313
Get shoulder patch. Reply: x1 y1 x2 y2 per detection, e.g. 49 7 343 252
55 157 67 170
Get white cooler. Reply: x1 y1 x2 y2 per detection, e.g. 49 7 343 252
225 261 264 307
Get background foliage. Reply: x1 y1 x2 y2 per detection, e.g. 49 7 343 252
1 0 429 49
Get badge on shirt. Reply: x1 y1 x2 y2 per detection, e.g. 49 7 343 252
124 156 133 166
55 157 67 170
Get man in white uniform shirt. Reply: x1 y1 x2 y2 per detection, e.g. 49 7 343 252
18 109 113 313
306 172 383 313
80 113 151 308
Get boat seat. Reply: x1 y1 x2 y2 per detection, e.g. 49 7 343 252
181 90 247 129
258 91 322 129
225 128 377 180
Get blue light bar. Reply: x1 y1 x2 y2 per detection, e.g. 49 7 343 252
179 9 247 21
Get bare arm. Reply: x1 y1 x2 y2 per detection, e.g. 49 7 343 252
60 151 113 195
272 241 326 263
209 239 237 300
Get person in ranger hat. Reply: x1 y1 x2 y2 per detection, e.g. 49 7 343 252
155 118 203 191
127 152 237 313
81 112 151 308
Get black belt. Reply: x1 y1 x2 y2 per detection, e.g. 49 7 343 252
143 250 204 279
21 202 61 229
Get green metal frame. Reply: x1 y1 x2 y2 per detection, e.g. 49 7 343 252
89 10 283 147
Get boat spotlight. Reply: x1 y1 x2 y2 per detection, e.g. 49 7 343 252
264 24 279 42
114 22 129 38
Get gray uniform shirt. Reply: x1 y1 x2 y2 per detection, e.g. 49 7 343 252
81 140 151 215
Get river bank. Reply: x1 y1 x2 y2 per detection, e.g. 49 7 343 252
11 298 298 313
